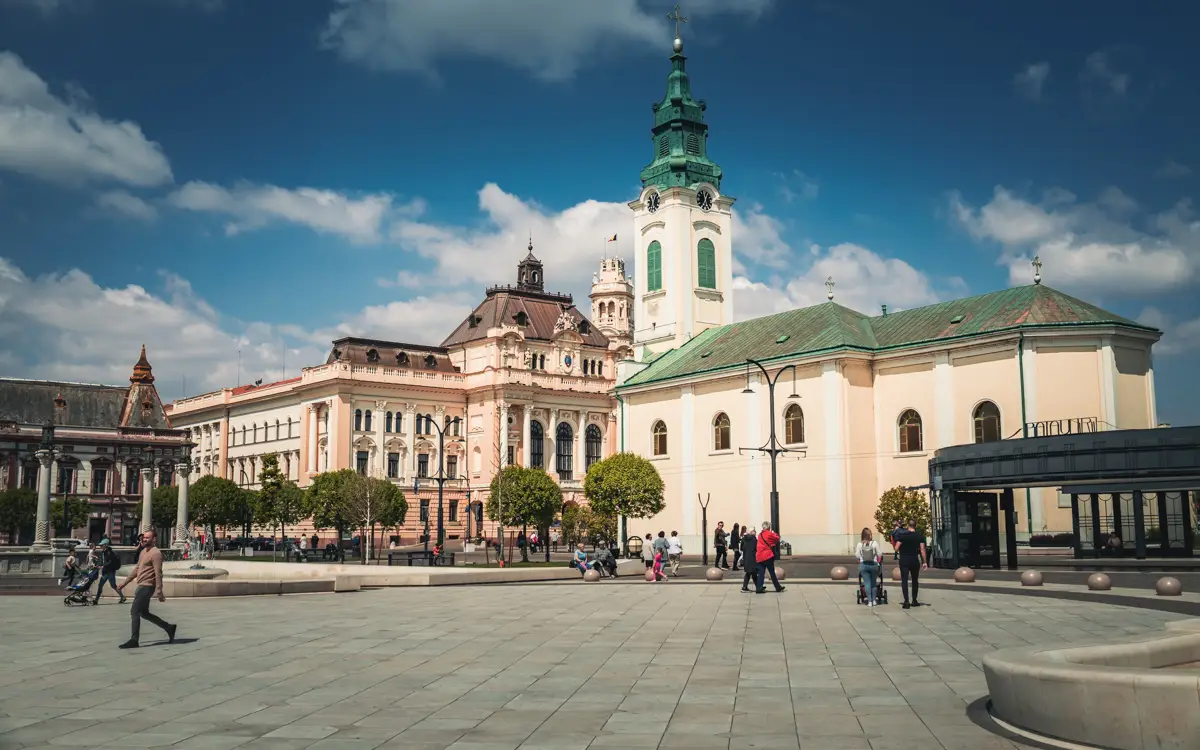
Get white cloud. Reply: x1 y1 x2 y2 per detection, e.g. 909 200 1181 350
1137 307 1200 356
1156 160 1193 179
1082 50 1130 97
0 51 172 188
303 292 479 349
950 185 1199 295
378 270 427 289
167 181 395 243
777 169 818 202
95 189 156 222
320 0 771 82
1013 62 1049 101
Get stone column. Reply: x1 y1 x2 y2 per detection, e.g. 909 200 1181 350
405 403 417 476
522 405 532 467
575 413 585 480
375 400 388 475
173 461 190 547
548 408 559 477
307 403 319 474
29 450 54 550
139 466 154 533
499 402 509 468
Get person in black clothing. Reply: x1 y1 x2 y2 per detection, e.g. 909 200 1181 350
93 540 126 604
713 522 729 569
739 527 758 592
894 519 927 609
730 523 742 571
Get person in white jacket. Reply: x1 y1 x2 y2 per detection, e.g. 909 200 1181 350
855 528 882 607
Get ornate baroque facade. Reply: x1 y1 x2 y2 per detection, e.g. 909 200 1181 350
167 247 633 541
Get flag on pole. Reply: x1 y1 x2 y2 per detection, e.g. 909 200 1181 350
607 234 618 242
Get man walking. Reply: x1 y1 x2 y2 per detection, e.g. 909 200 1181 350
93 539 125 605
739 525 758 592
894 519 928 609
116 530 176 649
667 531 683 577
713 521 729 569
754 522 785 593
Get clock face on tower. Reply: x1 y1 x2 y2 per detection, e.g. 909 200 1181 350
696 189 714 211
646 192 660 213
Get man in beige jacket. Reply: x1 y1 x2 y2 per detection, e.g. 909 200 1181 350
117 529 176 649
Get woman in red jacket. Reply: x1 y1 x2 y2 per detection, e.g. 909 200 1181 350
754 522 785 593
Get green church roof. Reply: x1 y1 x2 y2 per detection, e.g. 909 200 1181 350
619 284 1157 389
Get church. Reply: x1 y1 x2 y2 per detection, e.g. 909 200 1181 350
613 33 1161 554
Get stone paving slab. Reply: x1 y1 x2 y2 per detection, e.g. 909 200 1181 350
0 583 1188 749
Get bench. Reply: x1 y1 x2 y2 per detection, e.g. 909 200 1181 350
387 550 456 567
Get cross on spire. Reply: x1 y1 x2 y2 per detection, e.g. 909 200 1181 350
668 4 688 40
1032 254 1043 285
825 276 835 301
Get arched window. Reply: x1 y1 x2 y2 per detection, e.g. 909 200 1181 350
556 422 574 480
354 409 363 431
252 424 258 442
713 412 731 451
530 421 544 470
652 420 668 456
784 404 805 445
586 424 602 470
697 238 716 289
364 410 373 432
647 240 662 291
275 419 280 440
386 411 393 433
898 409 924 453
538 354 546 370
394 412 402 432
973 401 1002 444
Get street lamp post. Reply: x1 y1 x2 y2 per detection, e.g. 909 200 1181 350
425 414 465 549
738 359 804 550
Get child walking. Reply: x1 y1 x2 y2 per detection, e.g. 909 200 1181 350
651 548 668 582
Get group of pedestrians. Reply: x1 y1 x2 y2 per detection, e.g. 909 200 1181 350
737 522 785 594
856 519 928 609
60 539 126 604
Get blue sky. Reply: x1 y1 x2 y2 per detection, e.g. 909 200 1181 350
0 0 1197 425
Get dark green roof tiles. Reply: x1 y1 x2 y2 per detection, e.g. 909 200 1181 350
620 285 1156 388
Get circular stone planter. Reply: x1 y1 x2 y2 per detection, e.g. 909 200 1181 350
1156 576 1183 596
582 569 601 582
705 567 724 582
1087 572 1112 591
891 567 901 582
953 567 976 583
1020 570 1043 587
165 568 228 580
830 565 849 581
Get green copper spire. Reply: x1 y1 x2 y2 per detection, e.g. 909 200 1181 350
639 29 723 192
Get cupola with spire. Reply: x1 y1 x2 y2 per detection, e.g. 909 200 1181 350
516 239 545 292
130 344 155 384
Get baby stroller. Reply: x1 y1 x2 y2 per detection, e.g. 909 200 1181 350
64 567 100 607
855 569 888 605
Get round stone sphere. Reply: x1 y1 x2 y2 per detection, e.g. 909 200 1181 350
582 568 601 582
774 567 786 581
830 565 849 581
644 569 657 582
891 567 902 582
705 567 724 582
1087 572 1112 591
953 567 976 583
1020 570 1044 587
1156 576 1183 596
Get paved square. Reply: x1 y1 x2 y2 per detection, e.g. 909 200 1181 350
0 583 1184 749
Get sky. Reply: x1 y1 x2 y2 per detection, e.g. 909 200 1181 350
0 0 1197 425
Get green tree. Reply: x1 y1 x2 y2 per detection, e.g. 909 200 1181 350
584 452 665 525
189 475 243 541
365 477 406 560
309 469 364 559
50 496 92 537
0 488 37 543
873 486 931 537
239 489 261 538
150 485 179 532
486 466 561 562
255 454 310 547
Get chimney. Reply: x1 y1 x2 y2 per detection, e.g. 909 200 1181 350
881 304 888 317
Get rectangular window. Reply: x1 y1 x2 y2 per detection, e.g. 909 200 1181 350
387 452 400 478
420 499 429 522
356 451 368 475
56 465 75 495
91 468 108 495
647 240 662 292
449 500 458 522
21 464 37 491
417 454 429 478
507 446 515 466
446 455 458 479
159 465 173 487
125 467 140 495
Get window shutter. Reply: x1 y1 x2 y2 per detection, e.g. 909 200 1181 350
647 241 662 292
697 238 716 289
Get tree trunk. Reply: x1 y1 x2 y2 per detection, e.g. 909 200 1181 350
521 523 529 563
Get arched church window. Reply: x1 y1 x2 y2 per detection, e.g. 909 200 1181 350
973 401 1002 443
713 412 731 451
898 409 924 453
784 404 804 444
647 241 662 292
697 238 717 289
652 420 668 456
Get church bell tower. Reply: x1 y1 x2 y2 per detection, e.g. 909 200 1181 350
630 14 734 357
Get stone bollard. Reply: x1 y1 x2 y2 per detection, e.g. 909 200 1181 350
1156 576 1183 596
1020 570 1043 587
645 569 657 582
705 567 724 582
583 569 601 582
953 567 976 583
774 567 786 581
891 567 901 582
1087 572 1112 591
830 565 849 581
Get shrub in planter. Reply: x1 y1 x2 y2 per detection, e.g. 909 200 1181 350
1029 534 1054 547
1051 532 1076 546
